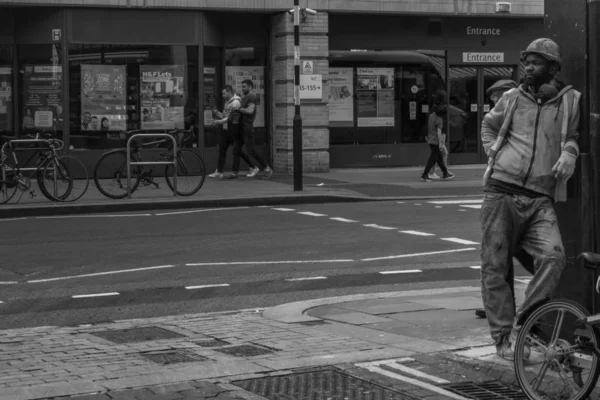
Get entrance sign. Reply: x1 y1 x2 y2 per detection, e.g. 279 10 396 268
462 52 504 63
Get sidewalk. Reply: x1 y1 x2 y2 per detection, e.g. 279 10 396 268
0 165 485 218
0 285 536 400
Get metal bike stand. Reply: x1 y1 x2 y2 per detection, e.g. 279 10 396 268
126 133 177 199
0 138 59 198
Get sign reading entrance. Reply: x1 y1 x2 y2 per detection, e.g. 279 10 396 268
462 52 504 63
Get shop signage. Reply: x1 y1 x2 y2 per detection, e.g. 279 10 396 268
81 65 127 132
302 61 314 75
329 68 353 126
52 29 61 41
466 27 501 36
140 65 186 130
22 65 63 130
300 74 322 99
462 52 504 63
356 67 394 127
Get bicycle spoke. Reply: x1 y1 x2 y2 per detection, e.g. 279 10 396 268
550 309 565 346
532 360 551 392
553 359 580 394
527 334 549 354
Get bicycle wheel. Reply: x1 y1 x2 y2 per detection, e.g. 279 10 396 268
164 150 206 196
94 151 141 199
0 164 17 204
514 299 600 400
40 156 89 202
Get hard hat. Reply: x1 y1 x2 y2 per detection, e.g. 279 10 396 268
521 38 562 67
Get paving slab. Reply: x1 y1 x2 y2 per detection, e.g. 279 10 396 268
411 296 484 310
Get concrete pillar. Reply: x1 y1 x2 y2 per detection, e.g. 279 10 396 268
270 12 329 173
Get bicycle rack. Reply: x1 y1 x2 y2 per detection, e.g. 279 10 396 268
126 133 177 199
1 138 60 199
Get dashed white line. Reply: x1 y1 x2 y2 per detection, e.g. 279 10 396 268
0 217 27 222
441 238 479 245
428 199 483 204
330 217 358 223
0 301 4 304
434 206 442 208
460 205 482 209
362 248 477 262
386 357 451 384
72 292 119 299
186 259 353 266
156 207 248 216
363 224 397 230
399 230 435 236
414 203 422 206
379 269 422 275
470 266 481 269
396 201 405 204
37 214 151 219
297 211 327 217
27 265 177 283
285 276 327 281
0 281 18 285
185 284 230 290
272 208 296 212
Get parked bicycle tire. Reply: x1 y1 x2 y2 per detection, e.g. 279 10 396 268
0 164 17 204
514 298 600 400
164 150 206 196
94 150 141 199
40 156 89 202
37 157 73 201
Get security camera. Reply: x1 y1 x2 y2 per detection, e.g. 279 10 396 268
304 8 317 14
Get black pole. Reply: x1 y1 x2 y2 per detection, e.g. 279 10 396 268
293 0 303 191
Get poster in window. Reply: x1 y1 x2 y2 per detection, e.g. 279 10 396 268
140 65 185 130
225 66 265 128
203 66 216 126
356 67 394 127
22 65 63 130
328 68 354 127
81 65 127 132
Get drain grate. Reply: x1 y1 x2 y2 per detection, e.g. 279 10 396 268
441 381 528 399
139 349 208 365
194 338 230 348
235 369 416 400
296 320 330 326
91 326 186 344
214 344 278 357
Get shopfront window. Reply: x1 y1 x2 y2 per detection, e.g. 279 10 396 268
329 50 446 145
203 46 222 148
0 45 13 136
18 44 63 140
68 45 198 150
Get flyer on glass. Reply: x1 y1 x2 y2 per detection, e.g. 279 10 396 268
328 68 354 127
356 67 394 127
81 65 127 132
22 65 63 130
225 66 265 128
140 65 186 130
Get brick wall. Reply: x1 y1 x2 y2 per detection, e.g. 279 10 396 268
271 12 330 173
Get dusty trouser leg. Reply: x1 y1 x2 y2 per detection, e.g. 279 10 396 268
480 192 520 345
514 196 567 328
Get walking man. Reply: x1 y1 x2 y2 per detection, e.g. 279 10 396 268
480 38 581 360
208 85 256 179
420 101 455 182
238 79 273 179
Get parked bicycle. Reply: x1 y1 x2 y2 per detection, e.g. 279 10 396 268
0 131 89 204
93 128 206 199
514 252 600 400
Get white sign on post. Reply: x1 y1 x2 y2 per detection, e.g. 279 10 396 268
300 74 322 100
302 61 314 75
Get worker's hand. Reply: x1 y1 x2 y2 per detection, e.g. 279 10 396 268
552 151 577 181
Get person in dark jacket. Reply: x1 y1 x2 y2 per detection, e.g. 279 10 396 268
479 38 580 360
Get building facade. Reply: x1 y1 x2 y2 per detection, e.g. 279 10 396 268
0 0 544 172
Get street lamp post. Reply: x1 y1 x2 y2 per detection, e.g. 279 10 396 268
292 0 303 191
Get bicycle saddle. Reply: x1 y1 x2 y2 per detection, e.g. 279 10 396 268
579 252 600 267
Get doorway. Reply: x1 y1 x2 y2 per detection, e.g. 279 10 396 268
447 65 518 164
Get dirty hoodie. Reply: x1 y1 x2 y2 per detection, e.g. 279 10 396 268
481 83 581 200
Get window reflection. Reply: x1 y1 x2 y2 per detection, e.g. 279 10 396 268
0 45 13 136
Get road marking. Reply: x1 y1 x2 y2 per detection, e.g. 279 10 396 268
470 265 481 269
156 207 248 216
0 281 18 285
414 203 422 206
399 230 435 236
428 199 483 204
459 209 467 212
385 357 451 384
0 217 27 222
0 301 3 304
441 237 479 245
285 276 327 281
37 214 151 219
186 259 353 266
396 201 405 204
362 248 477 262
434 206 442 208
27 265 177 283
185 284 230 289
379 269 422 275
272 208 295 212
330 217 357 223
297 211 327 217
356 361 468 400
72 292 119 298
363 224 397 230
460 204 482 209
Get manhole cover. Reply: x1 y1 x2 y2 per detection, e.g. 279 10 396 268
296 320 330 326
214 344 278 357
139 349 208 365
442 381 528 399
235 369 416 400
91 326 186 344
195 338 230 347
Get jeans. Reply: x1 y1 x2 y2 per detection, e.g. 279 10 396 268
480 192 566 344
217 125 254 173
423 144 448 176
242 127 268 170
